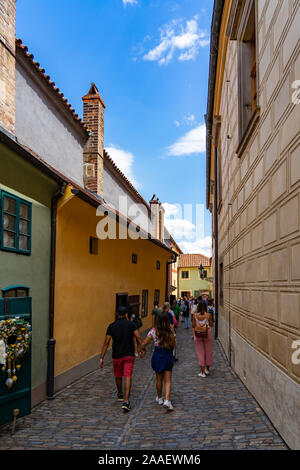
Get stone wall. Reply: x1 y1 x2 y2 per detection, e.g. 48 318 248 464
216 0 300 449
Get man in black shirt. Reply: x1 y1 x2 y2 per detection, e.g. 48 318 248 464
99 306 143 411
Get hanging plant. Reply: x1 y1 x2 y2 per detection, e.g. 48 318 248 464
0 318 31 389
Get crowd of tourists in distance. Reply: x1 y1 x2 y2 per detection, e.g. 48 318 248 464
99 295 216 413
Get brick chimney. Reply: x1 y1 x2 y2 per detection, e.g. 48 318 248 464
82 83 106 196
0 0 16 134
150 195 165 243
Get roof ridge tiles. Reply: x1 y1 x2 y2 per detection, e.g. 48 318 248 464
15 38 89 136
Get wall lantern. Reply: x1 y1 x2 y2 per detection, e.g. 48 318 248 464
199 264 204 279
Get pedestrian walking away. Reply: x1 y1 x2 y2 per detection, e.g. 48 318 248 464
182 300 190 329
192 300 213 377
162 302 178 361
173 301 181 324
128 309 140 357
99 306 143 412
139 311 176 411
151 301 161 327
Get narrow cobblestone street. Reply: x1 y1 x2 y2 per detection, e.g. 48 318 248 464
0 324 288 450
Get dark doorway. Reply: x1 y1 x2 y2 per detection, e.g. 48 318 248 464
116 293 128 315
127 295 140 318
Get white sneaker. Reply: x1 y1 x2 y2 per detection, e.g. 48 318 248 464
156 396 164 405
204 368 210 375
163 399 174 411
198 372 206 378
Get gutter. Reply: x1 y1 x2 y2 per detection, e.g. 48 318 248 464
165 254 178 301
205 0 225 210
71 188 178 258
47 183 67 399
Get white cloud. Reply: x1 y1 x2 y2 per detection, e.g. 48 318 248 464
162 202 212 256
185 113 195 121
123 0 138 6
174 114 196 128
143 16 209 65
179 237 212 257
163 202 181 218
105 145 142 189
163 203 195 240
167 123 206 156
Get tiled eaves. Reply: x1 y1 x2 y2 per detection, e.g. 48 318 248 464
15 38 89 138
0 127 176 257
179 253 211 268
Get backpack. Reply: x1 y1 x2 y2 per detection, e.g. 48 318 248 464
183 305 189 317
194 313 208 338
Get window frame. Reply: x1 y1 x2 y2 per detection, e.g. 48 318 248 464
181 270 189 279
141 289 149 318
89 236 98 255
227 0 260 157
0 190 32 255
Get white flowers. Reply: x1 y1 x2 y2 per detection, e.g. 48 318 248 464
0 340 7 366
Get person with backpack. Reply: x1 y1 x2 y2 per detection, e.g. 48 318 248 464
139 311 176 411
182 300 190 329
192 300 213 377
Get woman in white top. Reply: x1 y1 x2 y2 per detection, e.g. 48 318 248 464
192 300 213 377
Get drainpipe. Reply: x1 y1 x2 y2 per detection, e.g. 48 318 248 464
165 254 177 302
47 183 66 399
214 147 219 340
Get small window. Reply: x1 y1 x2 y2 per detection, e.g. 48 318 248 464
154 289 160 305
132 253 137 264
2 286 30 298
156 260 160 270
89 237 98 255
0 191 32 254
237 2 258 142
141 290 148 318
181 271 189 279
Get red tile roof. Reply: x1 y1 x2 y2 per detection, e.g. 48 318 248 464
16 38 89 136
178 254 211 268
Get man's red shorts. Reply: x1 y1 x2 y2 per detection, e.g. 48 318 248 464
113 356 135 378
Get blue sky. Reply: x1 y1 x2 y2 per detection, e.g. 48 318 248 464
16 0 213 255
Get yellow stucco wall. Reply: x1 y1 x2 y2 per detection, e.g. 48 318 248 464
54 193 171 377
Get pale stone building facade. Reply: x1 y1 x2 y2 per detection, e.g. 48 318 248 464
206 0 300 449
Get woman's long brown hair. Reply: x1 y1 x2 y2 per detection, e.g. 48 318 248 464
156 311 175 350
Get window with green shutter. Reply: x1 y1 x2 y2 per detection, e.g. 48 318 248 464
0 191 32 255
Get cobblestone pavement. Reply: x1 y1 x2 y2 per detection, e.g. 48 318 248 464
0 324 287 450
